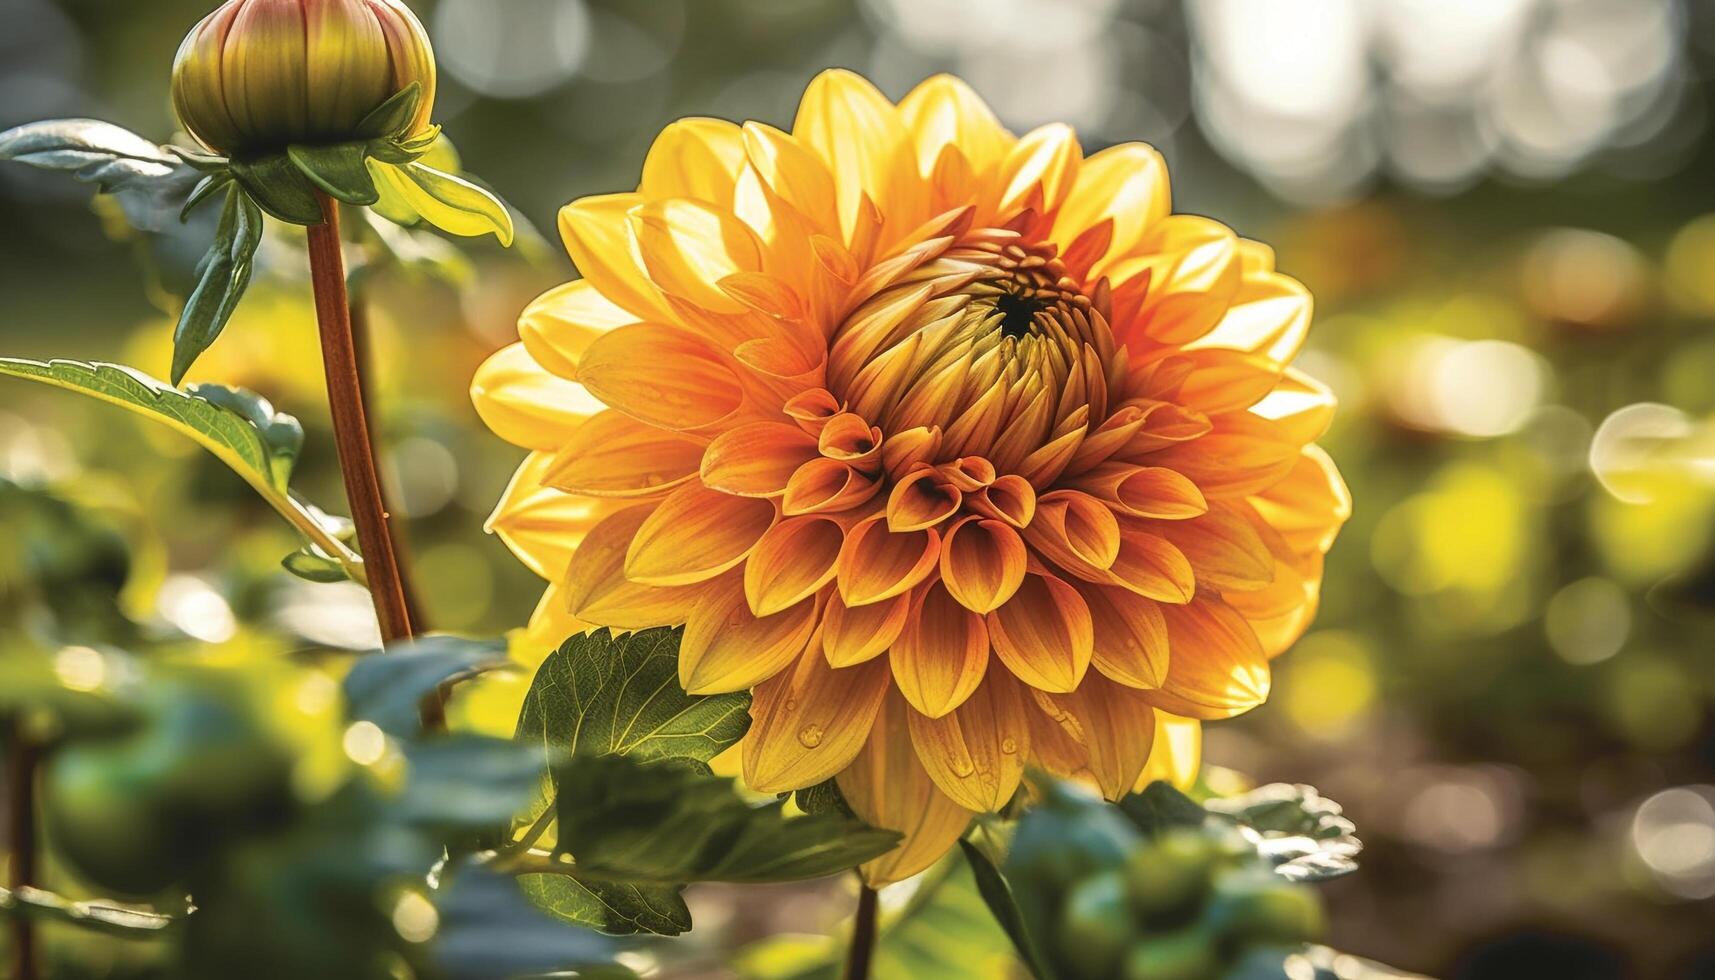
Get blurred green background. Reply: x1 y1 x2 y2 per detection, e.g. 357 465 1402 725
4 0 1715 977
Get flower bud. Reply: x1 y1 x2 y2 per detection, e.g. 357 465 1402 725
171 0 436 156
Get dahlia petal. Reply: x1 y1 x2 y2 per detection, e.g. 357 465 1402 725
817 412 883 468
681 574 820 694
470 343 603 451
967 475 1037 528
1147 595 1270 719
1117 402 1213 456
1152 506 1276 592
718 271 809 323
837 515 941 607
743 648 890 793
1016 417 1089 486
987 571 1093 694
563 505 708 629
783 388 845 437
782 458 882 515
822 589 910 668
837 692 976 888
886 466 962 531
998 123 1083 218
518 280 637 381
576 324 746 432
546 410 705 498
557 193 673 322
1111 216 1243 347
1169 348 1285 416
1081 582 1169 689
1249 447 1351 556
639 116 747 208
487 452 613 581
743 515 845 616
1025 489 1121 572
898 74 1014 186
1042 676 1157 800
1187 271 1312 367
1134 710 1202 793
891 581 990 718
792 69 913 247
629 198 766 317
1149 412 1300 498
1250 368 1336 447
1022 689 1094 782
906 669 1030 811
1073 463 1208 520
700 421 819 497
1050 143 1170 275
881 426 945 478
519 583 586 662
939 517 1028 614
740 121 841 239
624 483 777 586
1105 530 1196 603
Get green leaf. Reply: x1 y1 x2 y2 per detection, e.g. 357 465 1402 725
344 635 510 737
180 171 232 221
959 839 1060 980
550 754 901 884
515 628 751 764
0 118 200 233
355 81 423 141
172 185 263 384
518 873 690 937
230 154 325 225
183 382 303 486
0 358 362 582
368 158 515 245
1117 780 1209 838
287 142 380 206
281 547 350 583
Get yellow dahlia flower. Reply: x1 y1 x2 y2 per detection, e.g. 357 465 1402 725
472 71 1350 886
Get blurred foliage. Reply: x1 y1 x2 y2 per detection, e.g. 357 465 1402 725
3 0 1715 977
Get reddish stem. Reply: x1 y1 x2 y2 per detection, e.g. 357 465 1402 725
841 880 879 980
7 732 39 980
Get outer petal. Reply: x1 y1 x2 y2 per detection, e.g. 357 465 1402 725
563 505 707 629
680 574 819 694
624 483 777 586
632 198 765 315
1248 446 1351 556
1187 271 1313 367
987 571 1094 694
471 343 603 451
545 410 705 498
576 324 746 432
700 421 819 497
836 516 941 606
639 117 748 207
939 517 1028 614
906 670 1030 812
558 193 674 322
1081 583 1169 689
793 69 910 245
1134 711 1202 793
518 279 638 381
898 74 1014 185
822 590 911 668
1049 143 1170 276
1038 676 1157 801
891 581 990 719
1145 595 1271 719
838 692 976 887
744 649 890 793
486 452 612 580
743 516 845 616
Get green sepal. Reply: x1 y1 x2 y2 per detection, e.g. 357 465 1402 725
282 547 349 583
180 171 232 222
172 186 263 384
368 124 443 165
169 145 231 174
368 158 515 246
355 81 423 142
229 154 324 225
286 143 379 206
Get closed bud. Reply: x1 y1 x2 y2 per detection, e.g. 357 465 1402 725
171 0 436 156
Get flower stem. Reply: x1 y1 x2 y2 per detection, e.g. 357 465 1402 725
305 193 414 646
6 729 40 980
841 879 879 980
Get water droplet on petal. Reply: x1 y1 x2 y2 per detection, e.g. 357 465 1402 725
1000 737 1018 754
797 724 824 747
949 756 976 778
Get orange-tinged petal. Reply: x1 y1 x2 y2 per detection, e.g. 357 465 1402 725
1081 583 1169 689
881 426 944 478
782 458 882 515
987 571 1093 694
1104 530 1195 603
887 465 962 531
470 343 603 451
518 279 637 381
822 590 910 668
700 421 819 497
563 504 707 629
967 474 1037 527
744 516 845 616
1149 412 1299 498
1169 348 1285 416
837 515 941 606
1051 143 1169 275
891 581 990 718
1074 464 1208 520
1135 710 1202 793
997 123 1082 216
576 324 745 432
1026 490 1121 573
624 483 776 586
939 517 1028 614
838 692 975 887
1187 270 1312 367
899 74 1013 185
1249 447 1350 556
744 649 890 793
793 69 910 247
1023 689 1093 783
784 388 845 437
545 410 705 498
681 574 819 694
1250 368 1336 448
558 193 672 322
632 198 765 315
639 116 747 207
487 452 612 580
741 121 841 239
1152 506 1276 592
1147 595 1270 719
1041 676 1157 800
906 670 1030 811
818 412 884 468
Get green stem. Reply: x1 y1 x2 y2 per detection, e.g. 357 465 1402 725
841 878 879 980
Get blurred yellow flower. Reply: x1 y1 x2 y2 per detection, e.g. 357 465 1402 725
472 70 1349 885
